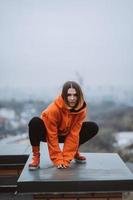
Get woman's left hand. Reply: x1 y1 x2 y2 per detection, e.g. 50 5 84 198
57 164 68 169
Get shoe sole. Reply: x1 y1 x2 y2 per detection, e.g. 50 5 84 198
75 159 86 164
28 166 40 170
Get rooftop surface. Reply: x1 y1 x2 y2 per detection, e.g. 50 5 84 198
0 136 133 194
17 144 133 193
0 135 30 165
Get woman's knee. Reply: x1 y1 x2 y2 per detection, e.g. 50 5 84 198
28 117 44 129
83 121 99 135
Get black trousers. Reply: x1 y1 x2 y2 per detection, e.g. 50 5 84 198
28 117 99 146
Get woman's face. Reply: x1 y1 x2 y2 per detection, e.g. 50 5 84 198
67 87 78 108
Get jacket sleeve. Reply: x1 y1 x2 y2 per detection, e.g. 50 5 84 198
62 110 87 166
40 110 63 166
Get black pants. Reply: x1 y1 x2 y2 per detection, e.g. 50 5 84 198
28 117 99 146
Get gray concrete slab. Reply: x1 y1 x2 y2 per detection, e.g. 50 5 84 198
0 136 30 164
17 144 133 193
0 193 33 200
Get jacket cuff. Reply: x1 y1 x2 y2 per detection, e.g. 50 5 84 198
53 159 63 166
63 159 71 167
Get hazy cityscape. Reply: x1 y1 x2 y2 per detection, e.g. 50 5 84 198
0 87 133 163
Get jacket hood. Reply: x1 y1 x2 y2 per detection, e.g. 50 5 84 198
54 95 86 114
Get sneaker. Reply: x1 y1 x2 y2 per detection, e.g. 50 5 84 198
74 152 86 164
29 154 40 170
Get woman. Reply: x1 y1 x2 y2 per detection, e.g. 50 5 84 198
28 81 99 170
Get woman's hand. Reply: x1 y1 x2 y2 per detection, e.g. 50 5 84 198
57 164 68 169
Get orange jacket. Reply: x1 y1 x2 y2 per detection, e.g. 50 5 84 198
40 95 87 166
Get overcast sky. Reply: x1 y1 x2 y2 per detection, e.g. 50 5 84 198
0 0 133 99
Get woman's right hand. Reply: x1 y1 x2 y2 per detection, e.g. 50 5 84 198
57 164 68 169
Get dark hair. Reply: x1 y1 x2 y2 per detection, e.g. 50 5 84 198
61 81 84 109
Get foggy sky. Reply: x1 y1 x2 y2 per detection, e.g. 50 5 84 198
0 0 133 99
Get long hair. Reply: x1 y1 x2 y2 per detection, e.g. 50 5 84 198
61 81 84 110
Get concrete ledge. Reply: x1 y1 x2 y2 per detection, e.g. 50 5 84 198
0 137 30 192
32 192 122 200
0 141 29 165
17 145 133 193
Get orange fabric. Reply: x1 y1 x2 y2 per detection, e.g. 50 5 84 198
40 95 87 166
29 155 40 168
74 152 86 160
32 146 40 155
29 146 40 168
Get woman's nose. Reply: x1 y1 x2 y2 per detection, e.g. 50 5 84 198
71 96 74 100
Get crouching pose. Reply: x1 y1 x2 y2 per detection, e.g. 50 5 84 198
28 81 99 170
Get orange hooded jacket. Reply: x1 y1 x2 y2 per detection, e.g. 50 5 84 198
40 95 87 166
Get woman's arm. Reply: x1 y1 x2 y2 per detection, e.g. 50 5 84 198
41 110 63 166
62 110 86 166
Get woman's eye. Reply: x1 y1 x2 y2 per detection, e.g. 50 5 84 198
67 94 77 97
